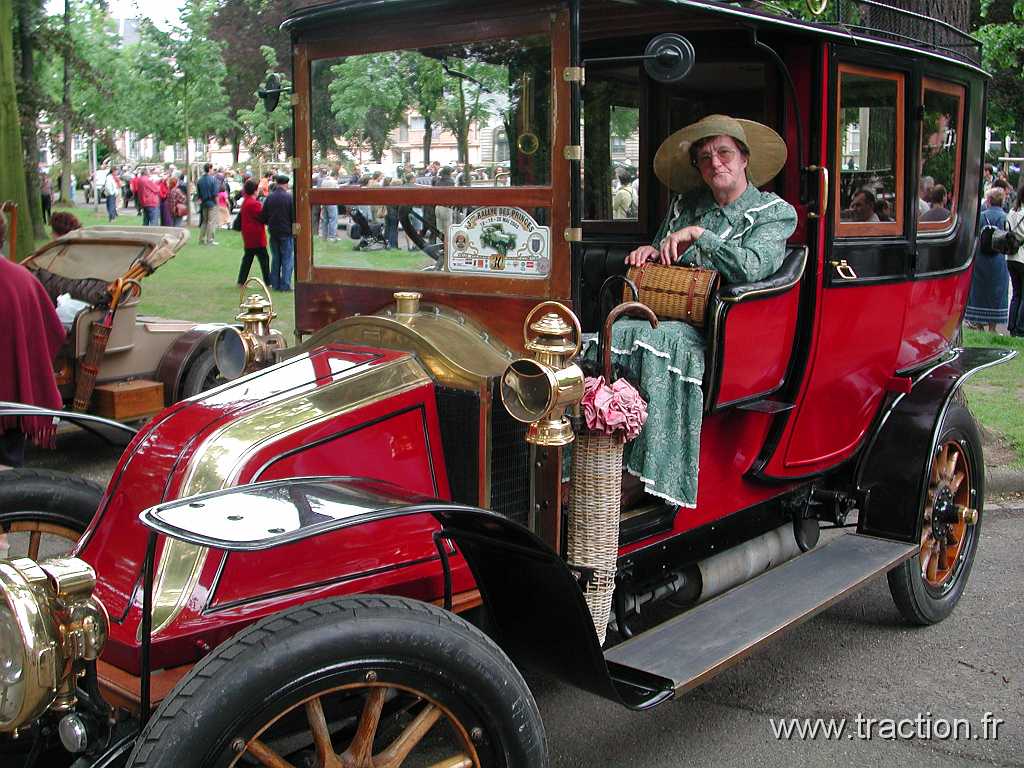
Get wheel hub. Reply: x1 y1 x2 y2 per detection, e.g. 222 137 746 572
921 440 975 589
931 488 958 535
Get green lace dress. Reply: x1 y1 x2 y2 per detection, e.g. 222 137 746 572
604 184 797 507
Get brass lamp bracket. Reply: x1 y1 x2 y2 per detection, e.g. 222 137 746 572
500 302 584 447
213 278 287 381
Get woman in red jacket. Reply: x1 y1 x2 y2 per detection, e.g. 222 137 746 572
238 178 271 286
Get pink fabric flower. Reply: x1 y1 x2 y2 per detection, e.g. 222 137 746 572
580 376 648 441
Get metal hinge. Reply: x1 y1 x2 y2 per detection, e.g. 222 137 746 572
289 94 300 107
563 145 582 161
289 156 301 170
564 227 582 242
292 222 301 235
563 66 585 85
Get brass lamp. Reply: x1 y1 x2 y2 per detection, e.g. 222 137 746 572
213 278 287 380
500 302 584 446
0 557 108 733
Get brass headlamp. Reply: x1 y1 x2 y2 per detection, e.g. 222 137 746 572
0 557 108 733
213 278 287 380
500 302 584 446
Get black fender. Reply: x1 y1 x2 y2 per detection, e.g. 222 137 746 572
854 347 1016 542
155 323 228 404
0 400 138 446
140 476 673 711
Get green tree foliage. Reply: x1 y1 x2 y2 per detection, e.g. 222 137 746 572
127 0 230 151
34 1 132 146
329 53 409 161
209 0 288 164
236 46 292 159
438 55 506 166
404 53 444 164
975 0 1024 137
1 0 33 260
610 105 639 141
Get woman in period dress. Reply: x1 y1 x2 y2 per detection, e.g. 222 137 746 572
966 186 1010 332
605 114 797 508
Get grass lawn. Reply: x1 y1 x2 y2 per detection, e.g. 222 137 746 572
34 207 1024 465
37 206 428 342
962 329 1024 467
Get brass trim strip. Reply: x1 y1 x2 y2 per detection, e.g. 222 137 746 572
148 355 431 637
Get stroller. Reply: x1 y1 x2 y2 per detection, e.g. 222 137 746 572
349 208 388 251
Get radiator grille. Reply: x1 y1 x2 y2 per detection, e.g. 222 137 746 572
489 381 530 526
434 386 480 507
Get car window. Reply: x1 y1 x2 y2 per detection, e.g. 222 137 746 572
835 64 905 237
582 64 642 224
917 79 964 233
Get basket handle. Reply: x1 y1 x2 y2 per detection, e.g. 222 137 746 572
601 302 658 382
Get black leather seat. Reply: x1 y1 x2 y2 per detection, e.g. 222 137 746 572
716 246 807 303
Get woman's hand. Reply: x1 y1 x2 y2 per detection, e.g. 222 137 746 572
658 226 704 264
625 245 659 267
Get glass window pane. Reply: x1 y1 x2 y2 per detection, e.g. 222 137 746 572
582 65 641 221
311 204 551 277
309 35 550 185
918 85 962 228
838 71 900 227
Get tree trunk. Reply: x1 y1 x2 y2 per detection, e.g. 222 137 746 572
16 0 45 240
231 126 240 167
0 0 33 260
60 0 73 207
422 115 432 164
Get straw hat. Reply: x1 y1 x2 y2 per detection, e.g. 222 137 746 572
653 114 787 193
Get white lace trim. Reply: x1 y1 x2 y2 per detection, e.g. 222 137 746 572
607 339 704 384
624 465 698 509
730 196 788 240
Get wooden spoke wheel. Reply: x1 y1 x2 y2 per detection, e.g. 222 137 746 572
234 680 479 768
1 520 83 560
920 440 977 592
888 403 984 625
129 596 548 768
0 469 101 560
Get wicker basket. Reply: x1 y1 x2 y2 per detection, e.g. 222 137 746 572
625 263 718 329
568 433 624 645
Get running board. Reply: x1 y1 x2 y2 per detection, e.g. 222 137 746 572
604 534 917 696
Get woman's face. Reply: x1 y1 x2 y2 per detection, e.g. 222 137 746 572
696 135 748 198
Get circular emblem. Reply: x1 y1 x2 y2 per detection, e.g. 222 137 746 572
453 232 469 251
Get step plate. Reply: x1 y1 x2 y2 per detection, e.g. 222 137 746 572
604 534 917 695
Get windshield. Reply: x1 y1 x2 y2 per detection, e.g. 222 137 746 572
307 35 553 276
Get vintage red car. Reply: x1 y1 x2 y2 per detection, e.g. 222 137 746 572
0 1 1016 766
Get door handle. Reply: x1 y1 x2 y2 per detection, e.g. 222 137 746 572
830 259 858 280
806 165 829 220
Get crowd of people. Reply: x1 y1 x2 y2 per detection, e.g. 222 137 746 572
966 166 1024 336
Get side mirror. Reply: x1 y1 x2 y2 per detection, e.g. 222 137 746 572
258 74 286 113
643 34 695 84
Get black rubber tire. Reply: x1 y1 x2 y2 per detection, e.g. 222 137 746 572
0 468 101 557
180 349 222 399
887 403 984 625
127 595 548 768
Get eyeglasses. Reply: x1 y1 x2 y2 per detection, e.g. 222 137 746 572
695 147 738 166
